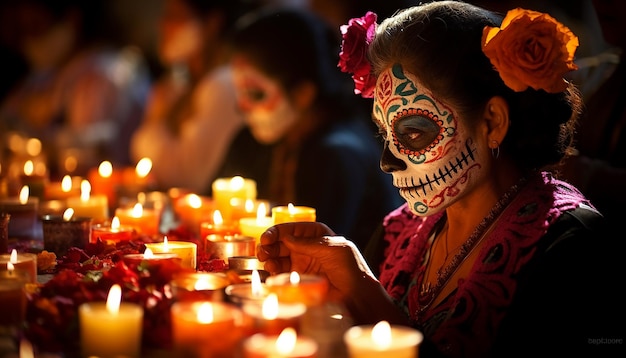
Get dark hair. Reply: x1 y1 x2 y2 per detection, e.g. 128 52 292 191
368 1 581 171
230 7 364 122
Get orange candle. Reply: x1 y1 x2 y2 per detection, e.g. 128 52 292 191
87 161 122 211
244 327 319 358
171 301 245 358
175 193 215 236
44 175 81 201
265 272 329 307
66 180 109 224
211 176 257 225
144 237 197 270
230 198 270 223
91 216 136 244
0 250 37 284
272 204 316 224
119 158 156 198
241 293 307 335
115 203 160 237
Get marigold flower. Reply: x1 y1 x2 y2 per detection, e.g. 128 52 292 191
482 8 579 93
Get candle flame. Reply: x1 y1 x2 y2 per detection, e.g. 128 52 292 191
19 338 34 358
162 236 169 252
262 293 279 320
213 210 223 226
144 248 154 258
61 175 72 192
246 199 255 213
63 208 74 221
135 158 152 178
25 138 42 156
131 203 143 217
187 194 202 209
251 269 263 296
194 278 211 290
287 203 296 214
111 216 121 230
23 160 34 176
19 186 29 204
197 302 214 323
372 320 392 348
7 262 15 272
106 284 122 314
10 249 17 263
80 180 91 201
98 161 113 178
289 271 300 285
230 176 244 190
256 203 267 220
276 327 297 355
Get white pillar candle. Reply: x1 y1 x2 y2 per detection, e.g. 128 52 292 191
343 320 423 358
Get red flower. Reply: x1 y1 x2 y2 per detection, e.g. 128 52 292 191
339 11 378 98
482 8 579 93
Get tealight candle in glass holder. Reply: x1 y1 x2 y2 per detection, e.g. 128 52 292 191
170 272 230 302
241 293 307 336
205 234 255 261
90 216 136 244
41 209 92 257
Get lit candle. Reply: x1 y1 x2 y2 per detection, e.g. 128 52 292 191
0 186 39 241
66 180 109 223
175 193 216 236
265 271 329 307
0 249 37 283
170 272 231 302
272 203 316 224
41 209 92 257
171 301 245 358
19 159 48 200
119 157 155 198
239 203 274 245
87 160 121 211
211 176 257 225
115 202 160 237
44 174 80 201
144 236 197 270
244 327 319 358
343 320 423 358
122 247 182 267
231 198 270 223
0 263 28 327
90 216 136 244
79 284 144 358
226 269 270 305
242 292 307 335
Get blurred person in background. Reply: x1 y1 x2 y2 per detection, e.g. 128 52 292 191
0 0 150 179
130 0 262 194
214 7 403 249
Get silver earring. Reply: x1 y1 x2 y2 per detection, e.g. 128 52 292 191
491 140 500 159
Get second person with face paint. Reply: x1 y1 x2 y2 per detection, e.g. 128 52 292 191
212 7 403 250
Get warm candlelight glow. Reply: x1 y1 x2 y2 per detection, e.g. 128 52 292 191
19 186 29 204
246 199 255 213
276 327 298 355
194 278 212 291
197 302 214 324
187 194 202 209
135 158 152 178
7 261 15 272
80 180 91 201
98 161 113 178
251 269 263 297
289 271 300 285
131 203 143 217
61 175 72 192
143 248 154 258
23 160 34 176
162 236 170 252
213 210 224 226
262 293 279 320
25 138 42 156
372 320 392 348
111 216 121 230
63 208 74 221
256 203 266 220
230 176 245 190
19 338 34 358
106 284 122 315
10 249 17 263
288 203 296 214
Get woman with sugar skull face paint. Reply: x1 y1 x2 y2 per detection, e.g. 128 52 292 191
257 2 624 357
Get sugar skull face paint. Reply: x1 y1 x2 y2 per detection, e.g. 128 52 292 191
373 64 484 216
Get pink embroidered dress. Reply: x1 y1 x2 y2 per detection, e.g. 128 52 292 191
378 171 593 356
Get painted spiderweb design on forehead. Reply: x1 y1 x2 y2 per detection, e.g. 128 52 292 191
400 137 479 214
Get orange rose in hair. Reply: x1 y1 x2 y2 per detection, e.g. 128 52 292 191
482 8 579 93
